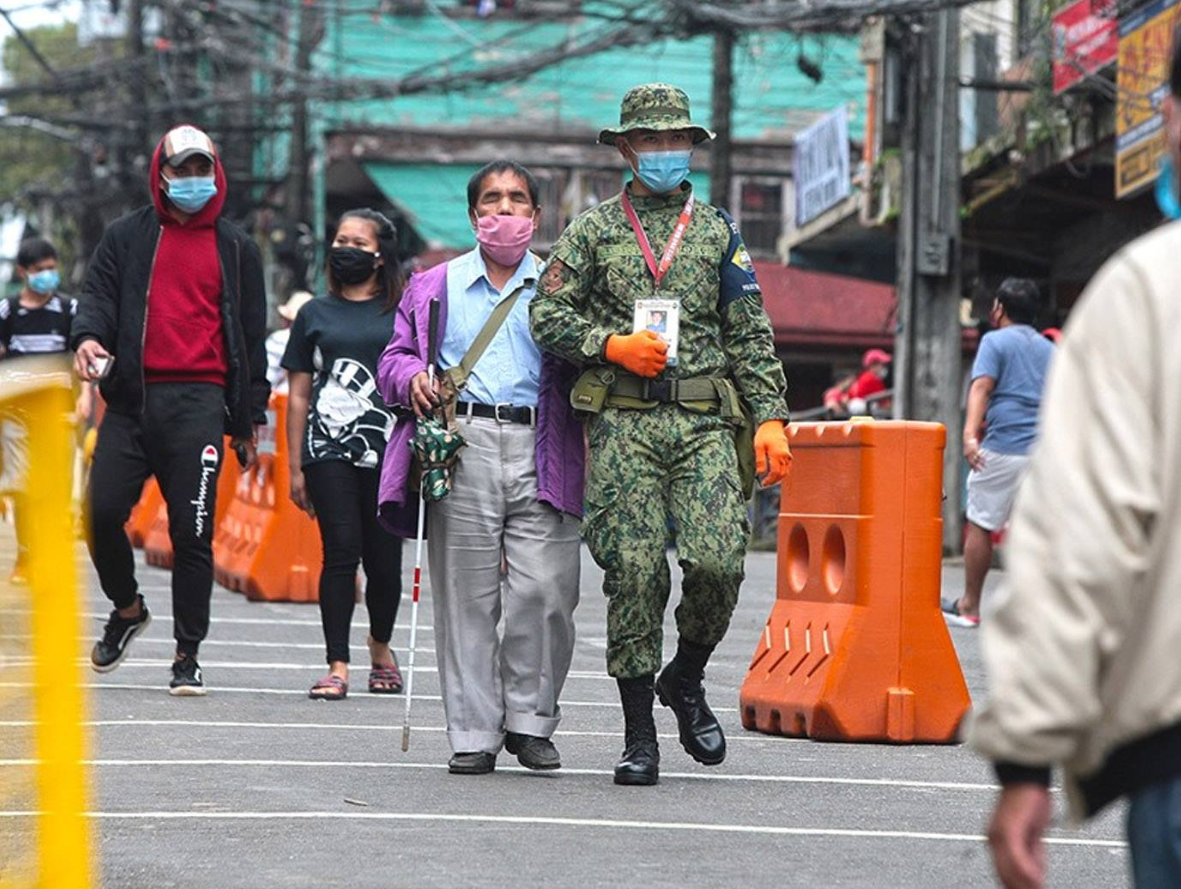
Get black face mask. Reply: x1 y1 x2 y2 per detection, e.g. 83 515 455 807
329 246 379 286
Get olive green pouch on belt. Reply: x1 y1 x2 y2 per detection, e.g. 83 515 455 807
712 378 756 500
570 367 620 415
733 412 756 500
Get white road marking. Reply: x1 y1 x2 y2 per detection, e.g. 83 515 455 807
0 681 438 697
0 757 998 791
3 657 437 669
0 674 735 712
0 809 1127 848
35 682 675 711
0 635 429 653
95 588 430 604
0 719 771 743
0 612 435 632
0 663 617 681
8 637 618 680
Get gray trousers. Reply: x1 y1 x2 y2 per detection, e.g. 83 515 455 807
427 417 581 754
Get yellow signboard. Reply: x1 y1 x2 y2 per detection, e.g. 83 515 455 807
1116 0 1181 197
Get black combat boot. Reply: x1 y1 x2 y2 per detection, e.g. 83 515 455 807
656 638 725 765
614 676 660 786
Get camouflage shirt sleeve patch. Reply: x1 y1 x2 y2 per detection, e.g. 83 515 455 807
715 208 761 309
540 259 571 294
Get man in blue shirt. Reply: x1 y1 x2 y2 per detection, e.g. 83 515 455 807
945 278 1054 627
401 161 582 776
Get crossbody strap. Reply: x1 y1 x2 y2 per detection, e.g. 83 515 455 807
448 277 535 391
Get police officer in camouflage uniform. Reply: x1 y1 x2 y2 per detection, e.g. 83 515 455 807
530 84 792 786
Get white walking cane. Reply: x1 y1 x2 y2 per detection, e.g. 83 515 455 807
402 298 441 752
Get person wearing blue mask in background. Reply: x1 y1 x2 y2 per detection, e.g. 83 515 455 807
0 236 85 584
0 237 76 360
73 124 269 696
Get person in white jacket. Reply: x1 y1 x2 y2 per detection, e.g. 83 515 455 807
969 47 1181 889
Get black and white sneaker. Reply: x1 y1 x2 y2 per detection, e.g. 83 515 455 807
169 655 206 696
90 596 151 673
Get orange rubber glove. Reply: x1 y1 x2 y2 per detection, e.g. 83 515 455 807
604 330 668 378
755 420 792 487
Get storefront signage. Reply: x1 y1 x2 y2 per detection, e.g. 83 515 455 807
1052 0 1118 94
794 106 851 227
1116 0 1181 198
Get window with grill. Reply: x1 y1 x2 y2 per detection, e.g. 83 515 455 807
736 179 786 258
1016 0 1040 57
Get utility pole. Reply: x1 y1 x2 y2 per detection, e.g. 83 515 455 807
710 26 734 208
123 0 148 204
288 0 325 227
893 9 964 553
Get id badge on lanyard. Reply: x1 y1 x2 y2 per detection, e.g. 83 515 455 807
632 298 680 365
621 190 694 367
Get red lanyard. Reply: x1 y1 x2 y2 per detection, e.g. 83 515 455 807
621 189 695 291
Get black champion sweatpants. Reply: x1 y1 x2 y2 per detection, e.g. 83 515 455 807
88 383 227 656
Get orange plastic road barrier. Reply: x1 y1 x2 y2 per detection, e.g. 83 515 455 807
143 440 240 569
739 420 970 744
125 478 163 549
213 393 321 602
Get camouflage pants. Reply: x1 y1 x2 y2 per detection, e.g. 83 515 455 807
583 404 749 678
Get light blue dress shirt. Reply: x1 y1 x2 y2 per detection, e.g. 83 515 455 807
438 248 542 407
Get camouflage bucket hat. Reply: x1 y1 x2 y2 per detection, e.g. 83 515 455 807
598 83 715 146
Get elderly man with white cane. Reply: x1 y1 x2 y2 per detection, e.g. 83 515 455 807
376 160 585 773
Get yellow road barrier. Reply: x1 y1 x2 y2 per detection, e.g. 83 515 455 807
0 356 93 889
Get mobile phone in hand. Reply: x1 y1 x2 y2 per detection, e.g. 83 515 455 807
89 355 114 379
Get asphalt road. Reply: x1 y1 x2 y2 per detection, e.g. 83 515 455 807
4 540 1129 889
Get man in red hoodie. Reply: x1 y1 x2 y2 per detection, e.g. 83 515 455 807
73 125 269 695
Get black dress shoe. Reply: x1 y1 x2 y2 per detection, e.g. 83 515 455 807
448 752 496 775
614 676 659 786
656 641 726 766
505 732 561 771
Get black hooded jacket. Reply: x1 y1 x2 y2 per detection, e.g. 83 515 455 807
71 133 269 437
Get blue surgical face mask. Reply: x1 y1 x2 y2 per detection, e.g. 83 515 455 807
165 174 218 214
1156 155 1181 220
26 269 59 294
634 149 692 194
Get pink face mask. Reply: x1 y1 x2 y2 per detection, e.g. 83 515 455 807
475 213 535 267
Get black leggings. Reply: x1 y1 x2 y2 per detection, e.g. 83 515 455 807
303 460 402 664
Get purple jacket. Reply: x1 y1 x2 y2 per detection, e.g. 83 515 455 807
376 260 586 537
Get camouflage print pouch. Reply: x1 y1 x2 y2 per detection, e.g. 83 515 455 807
436 367 463 432
407 370 462 494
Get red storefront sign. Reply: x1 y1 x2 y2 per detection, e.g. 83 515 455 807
1052 0 1118 94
